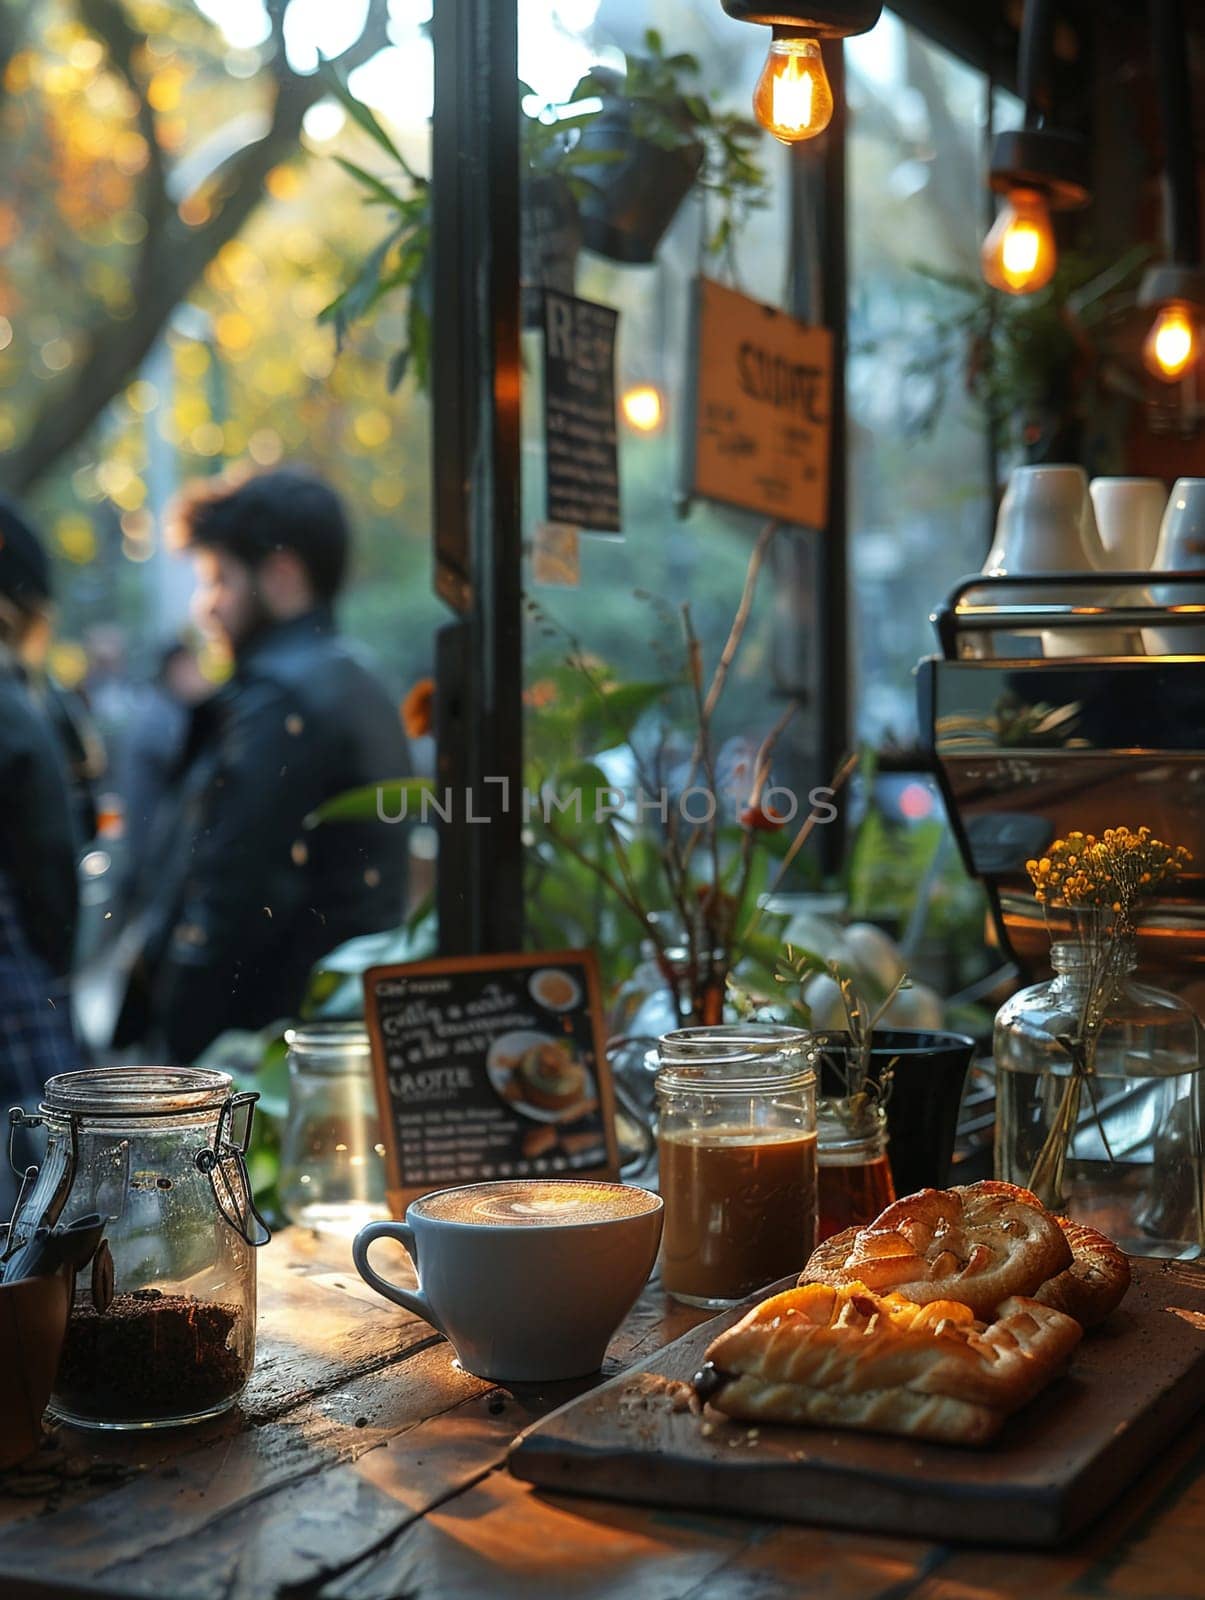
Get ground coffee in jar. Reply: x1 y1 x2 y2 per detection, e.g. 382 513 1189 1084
7 1067 269 1429
54 1290 249 1424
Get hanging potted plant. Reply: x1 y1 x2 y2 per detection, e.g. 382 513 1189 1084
570 29 768 266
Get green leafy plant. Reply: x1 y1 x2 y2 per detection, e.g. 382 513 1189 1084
572 29 767 262
901 246 1151 455
319 75 612 394
317 69 432 393
519 82 621 199
522 524 857 1020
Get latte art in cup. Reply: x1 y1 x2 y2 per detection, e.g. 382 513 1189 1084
412 1179 659 1227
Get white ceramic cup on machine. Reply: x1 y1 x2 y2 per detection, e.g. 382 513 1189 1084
982 465 1136 657
1144 479 1205 656
983 464 1095 577
1089 478 1167 572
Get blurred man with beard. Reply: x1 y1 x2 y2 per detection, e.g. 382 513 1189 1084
117 466 410 1061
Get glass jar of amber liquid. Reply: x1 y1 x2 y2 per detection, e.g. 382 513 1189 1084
656 1025 817 1308
816 1100 895 1242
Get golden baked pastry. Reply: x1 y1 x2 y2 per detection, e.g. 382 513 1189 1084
1032 1217 1131 1329
799 1181 1073 1320
694 1280 1082 1446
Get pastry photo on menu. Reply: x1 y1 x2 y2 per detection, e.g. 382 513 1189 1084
487 1030 595 1119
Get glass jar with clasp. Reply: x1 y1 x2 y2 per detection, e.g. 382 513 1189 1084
279 1022 389 1236
656 1024 817 1307
4 1067 270 1429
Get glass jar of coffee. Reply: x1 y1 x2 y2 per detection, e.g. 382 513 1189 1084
656 1025 817 1308
5 1067 270 1429
280 1023 388 1236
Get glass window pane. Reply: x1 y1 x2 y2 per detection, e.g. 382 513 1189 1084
518 1 827 996
846 10 999 745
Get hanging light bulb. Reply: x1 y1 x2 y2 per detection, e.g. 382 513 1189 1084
980 188 1058 296
722 4 882 144
752 32 834 143
1143 301 1199 382
620 383 665 433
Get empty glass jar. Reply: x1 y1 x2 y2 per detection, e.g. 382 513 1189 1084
6 1067 269 1429
279 1023 388 1236
656 1024 817 1308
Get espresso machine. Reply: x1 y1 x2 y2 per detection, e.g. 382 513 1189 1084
918 571 1205 1009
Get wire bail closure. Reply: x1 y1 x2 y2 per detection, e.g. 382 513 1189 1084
194 1091 272 1247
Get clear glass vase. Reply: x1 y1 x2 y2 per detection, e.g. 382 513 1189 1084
994 940 1205 1258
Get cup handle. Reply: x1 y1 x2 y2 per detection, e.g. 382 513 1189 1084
352 1221 447 1338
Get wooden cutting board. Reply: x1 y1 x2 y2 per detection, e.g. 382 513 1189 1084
509 1257 1205 1547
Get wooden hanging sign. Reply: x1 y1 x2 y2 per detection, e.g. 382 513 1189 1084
687 277 833 529
363 949 619 1216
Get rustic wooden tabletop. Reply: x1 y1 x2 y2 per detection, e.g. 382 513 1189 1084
1 1228 1204 1600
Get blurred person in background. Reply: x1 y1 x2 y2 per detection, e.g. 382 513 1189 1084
0 498 82 1121
116 636 213 899
115 465 411 1062
4 537 104 852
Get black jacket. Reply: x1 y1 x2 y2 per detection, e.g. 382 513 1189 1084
132 610 410 1062
0 656 79 975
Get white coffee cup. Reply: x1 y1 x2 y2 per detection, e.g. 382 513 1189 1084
984 465 1095 577
1145 478 1205 655
982 466 1138 656
1089 478 1167 572
352 1179 663 1382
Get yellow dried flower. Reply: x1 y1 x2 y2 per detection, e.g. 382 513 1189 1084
1026 824 1191 929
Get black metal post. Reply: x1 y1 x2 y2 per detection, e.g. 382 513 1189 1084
1017 0 1056 124
818 37 850 866
430 0 524 954
1150 0 1201 267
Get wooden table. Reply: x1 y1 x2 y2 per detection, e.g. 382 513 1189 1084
2 1229 1205 1600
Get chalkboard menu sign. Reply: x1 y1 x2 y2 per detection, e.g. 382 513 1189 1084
542 289 621 533
363 949 619 1215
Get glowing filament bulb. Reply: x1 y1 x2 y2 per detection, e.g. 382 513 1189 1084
980 189 1057 295
1144 301 1199 383
753 35 834 144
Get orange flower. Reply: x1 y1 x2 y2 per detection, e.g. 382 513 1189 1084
524 679 558 710
402 677 435 739
740 803 787 833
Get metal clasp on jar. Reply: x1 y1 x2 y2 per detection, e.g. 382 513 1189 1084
194 1092 272 1247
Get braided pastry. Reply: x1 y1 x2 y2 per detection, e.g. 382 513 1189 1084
799 1180 1073 1320
695 1280 1082 1446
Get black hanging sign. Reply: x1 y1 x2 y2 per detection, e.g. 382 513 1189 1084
542 289 621 533
363 948 620 1216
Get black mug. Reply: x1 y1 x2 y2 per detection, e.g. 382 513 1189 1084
814 1029 976 1200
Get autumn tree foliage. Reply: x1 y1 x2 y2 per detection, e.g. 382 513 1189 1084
0 0 398 493
0 0 439 692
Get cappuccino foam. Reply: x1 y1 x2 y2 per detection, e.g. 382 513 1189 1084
412 1179 658 1227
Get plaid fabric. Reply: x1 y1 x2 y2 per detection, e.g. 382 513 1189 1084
0 870 79 1106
